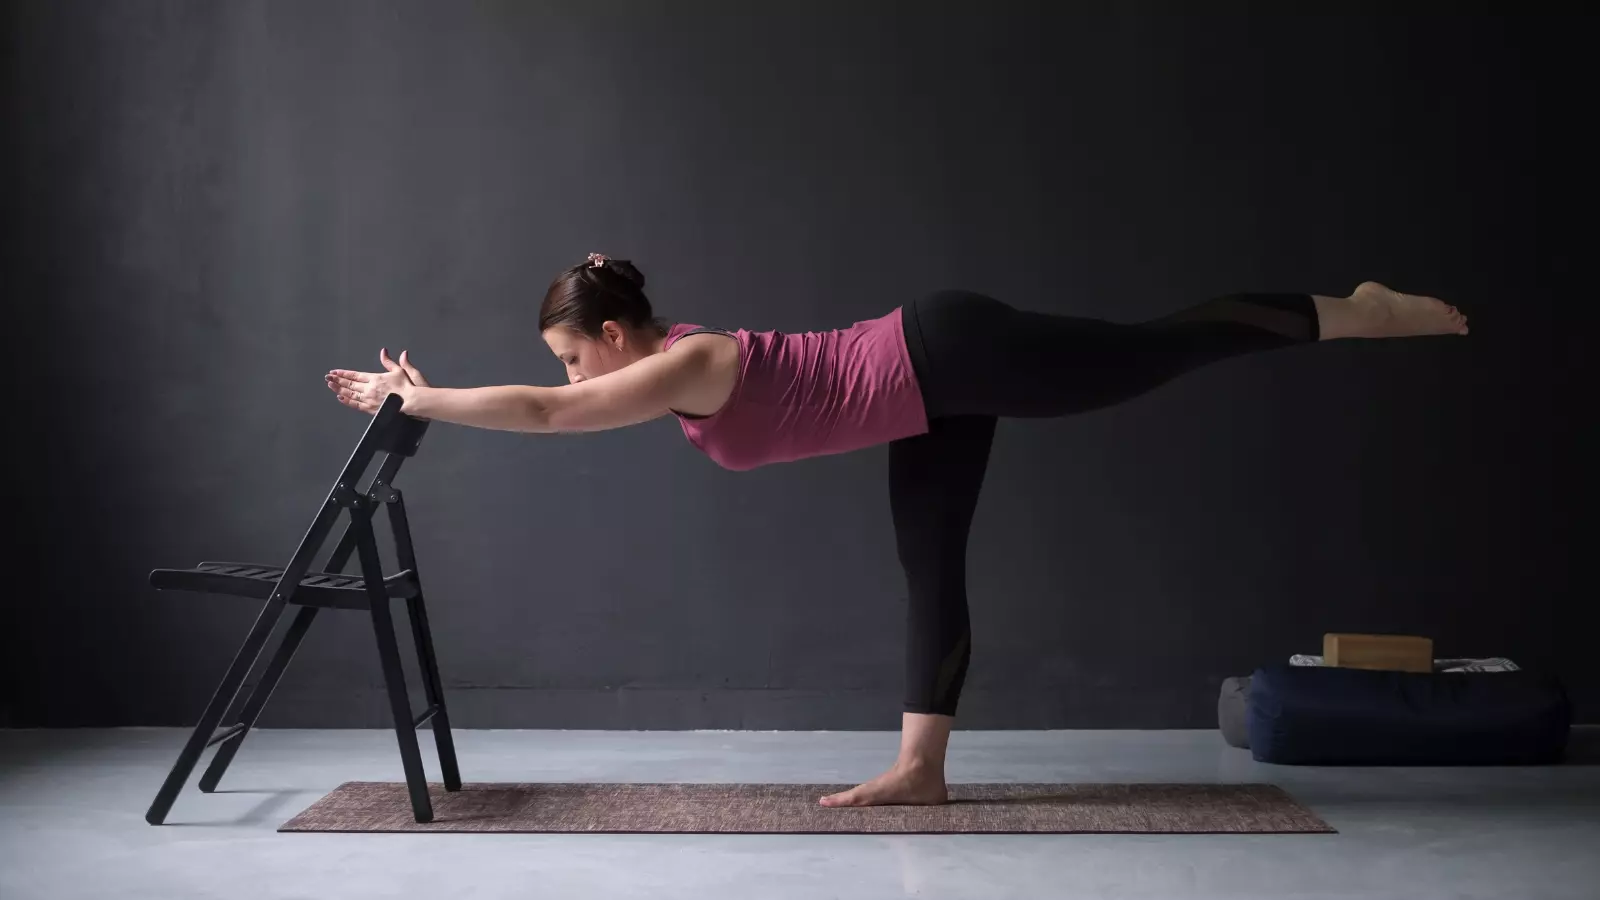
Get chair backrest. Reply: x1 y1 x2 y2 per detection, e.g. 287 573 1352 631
328 392 431 498
269 395 431 598
376 404 430 459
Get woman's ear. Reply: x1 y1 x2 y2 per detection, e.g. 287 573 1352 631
600 320 626 350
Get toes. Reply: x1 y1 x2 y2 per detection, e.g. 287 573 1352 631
820 789 854 807
1439 303 1467 334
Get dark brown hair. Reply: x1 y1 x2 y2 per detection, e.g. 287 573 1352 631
539 256 665 338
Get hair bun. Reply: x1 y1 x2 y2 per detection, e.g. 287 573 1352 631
544 256 657 337
601 258 646 290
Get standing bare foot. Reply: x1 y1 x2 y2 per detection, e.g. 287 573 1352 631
818 761 950 808
1341 281 1469 338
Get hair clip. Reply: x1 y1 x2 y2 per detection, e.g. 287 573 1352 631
587 252 609 269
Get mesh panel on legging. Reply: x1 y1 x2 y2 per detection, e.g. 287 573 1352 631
890 414 994 716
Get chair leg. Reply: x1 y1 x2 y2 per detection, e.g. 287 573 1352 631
388 490 461 791
407 590 461 791
146 598 289 825
199 605 320 792
354 516 434 823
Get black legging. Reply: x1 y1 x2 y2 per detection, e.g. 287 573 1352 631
894 289 1319 716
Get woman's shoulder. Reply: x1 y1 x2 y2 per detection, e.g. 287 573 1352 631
664 322 739 350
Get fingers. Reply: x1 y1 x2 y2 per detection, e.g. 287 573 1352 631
335 388 376 414
325 359 396 415
329 381 364 407
398 349 427 386
325 374 370 397
325 376 378 414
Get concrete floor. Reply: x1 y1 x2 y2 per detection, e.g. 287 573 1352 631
2 728 1597 900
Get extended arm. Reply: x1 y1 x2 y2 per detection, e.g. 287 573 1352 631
397 343 715 434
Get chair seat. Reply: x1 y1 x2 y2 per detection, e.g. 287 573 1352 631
149 560 419 609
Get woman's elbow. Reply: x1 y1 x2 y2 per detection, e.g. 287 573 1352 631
535 392 611 434
522 389 561 433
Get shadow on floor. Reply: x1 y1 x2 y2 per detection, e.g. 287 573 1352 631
163 789 305 827
1560 727 1600 764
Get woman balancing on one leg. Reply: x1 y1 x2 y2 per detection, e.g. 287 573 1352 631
326 252 1469 808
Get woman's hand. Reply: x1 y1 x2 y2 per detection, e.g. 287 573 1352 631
326 348 431 417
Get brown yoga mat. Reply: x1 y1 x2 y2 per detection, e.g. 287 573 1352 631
279 782 1334 834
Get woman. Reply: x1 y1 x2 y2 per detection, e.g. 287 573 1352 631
326 251 1468 808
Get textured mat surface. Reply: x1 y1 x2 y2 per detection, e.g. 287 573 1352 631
279 781 1335 834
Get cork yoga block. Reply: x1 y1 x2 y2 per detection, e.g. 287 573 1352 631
1323 633 1433 673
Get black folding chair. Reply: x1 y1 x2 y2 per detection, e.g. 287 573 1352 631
144 394 461 825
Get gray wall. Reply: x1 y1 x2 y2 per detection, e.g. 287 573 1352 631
5 3 1587 730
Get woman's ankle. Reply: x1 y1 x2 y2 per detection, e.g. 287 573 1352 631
1312 293 1358 340
897 711 954 771
893 755 944 775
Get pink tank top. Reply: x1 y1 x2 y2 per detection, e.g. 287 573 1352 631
662 306 929 471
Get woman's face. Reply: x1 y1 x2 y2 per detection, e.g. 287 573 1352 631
542 323 629 384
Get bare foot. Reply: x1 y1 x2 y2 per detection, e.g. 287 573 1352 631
818 762 950 808
1347 281 1469 337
